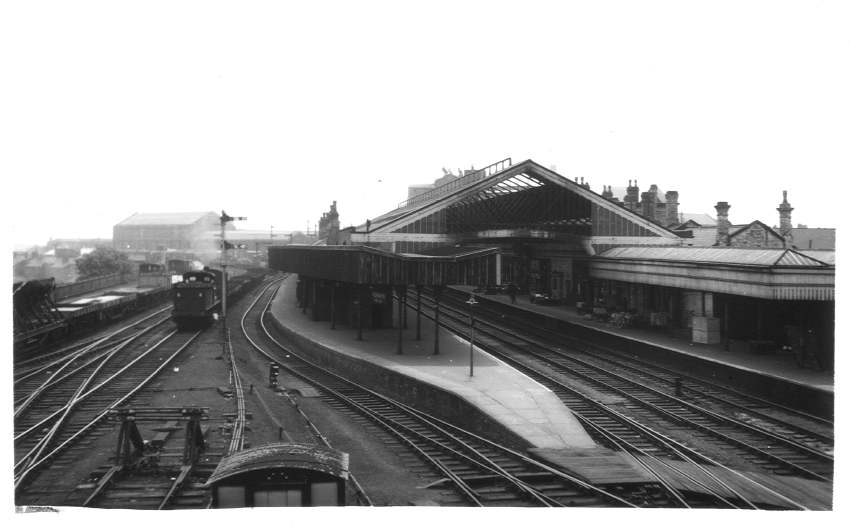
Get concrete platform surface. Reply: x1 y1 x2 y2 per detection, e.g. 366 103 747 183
453 286 834 393
268 277 597 450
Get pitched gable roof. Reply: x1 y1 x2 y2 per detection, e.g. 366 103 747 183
365 159 680 240
729 220 785 242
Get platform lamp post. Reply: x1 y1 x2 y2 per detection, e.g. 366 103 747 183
466 294 479 377
220 210 247 329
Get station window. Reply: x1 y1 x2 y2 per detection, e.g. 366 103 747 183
253 488 302 507
216 486 245 508
310 482 338 505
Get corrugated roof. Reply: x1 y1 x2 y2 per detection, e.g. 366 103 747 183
799 250 836 265
598 246 831 267
116 212 218 226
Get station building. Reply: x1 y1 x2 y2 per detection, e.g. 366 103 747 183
270 158 835 368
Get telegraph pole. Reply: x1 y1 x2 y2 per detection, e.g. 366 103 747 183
220 210 247 326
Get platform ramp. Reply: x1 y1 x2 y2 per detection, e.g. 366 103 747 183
530 446 831 510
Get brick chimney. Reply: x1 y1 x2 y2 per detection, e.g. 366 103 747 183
714 201 731 246
665 191 679 226
625 180 640 210
640 192 656 222
601 185 613 199
777 190 793 241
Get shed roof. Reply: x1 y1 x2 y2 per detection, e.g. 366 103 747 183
116 212 218 226
206 443 349 486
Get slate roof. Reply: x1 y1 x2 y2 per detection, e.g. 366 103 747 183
678 213 717 226
789 228 836 250
729 220 784 241
677 225 748 247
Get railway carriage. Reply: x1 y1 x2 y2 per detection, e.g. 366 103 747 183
206 443 349 507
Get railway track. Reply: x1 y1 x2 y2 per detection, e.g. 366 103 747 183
14 325 201 503
238 277 689 508
415 290 833 487
13 307 174 386
449 290 834 442
75 406 228 510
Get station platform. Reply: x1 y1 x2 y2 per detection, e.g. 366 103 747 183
450 286 834 394
267 277 597 450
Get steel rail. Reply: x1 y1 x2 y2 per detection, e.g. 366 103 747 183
244 281 519 506
14 320 168 408
14 334 137 384
249 279 636 507
14 306 173 375
14 331 201 490
241 275 375 506
16 333 138 473
460 297 835 447
14 312 172 417
445 289 833 429
424 295 832 481
412 294 815 509
224 327 246 456
14 325 175 444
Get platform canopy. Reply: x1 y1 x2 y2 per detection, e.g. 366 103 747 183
590 247 835 301
348 158 681 253
269 245 501 286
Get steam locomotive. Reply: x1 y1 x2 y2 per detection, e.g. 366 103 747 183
172 267 263 330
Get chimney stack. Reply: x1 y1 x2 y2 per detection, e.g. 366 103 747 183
641 191 655 222
665 191 679 227
602 185 613 199
625 180 640 210
777 190 794 242
714 201 731 246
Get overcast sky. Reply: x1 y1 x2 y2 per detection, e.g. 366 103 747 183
3 1 849 249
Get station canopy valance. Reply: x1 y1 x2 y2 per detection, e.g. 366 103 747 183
590 247 835 301
268 245 500 287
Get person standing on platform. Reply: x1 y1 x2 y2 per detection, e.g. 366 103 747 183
507 283 517 304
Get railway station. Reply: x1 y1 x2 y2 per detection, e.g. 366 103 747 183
258 157 834 508
269 158 835 378
12 159 836 511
